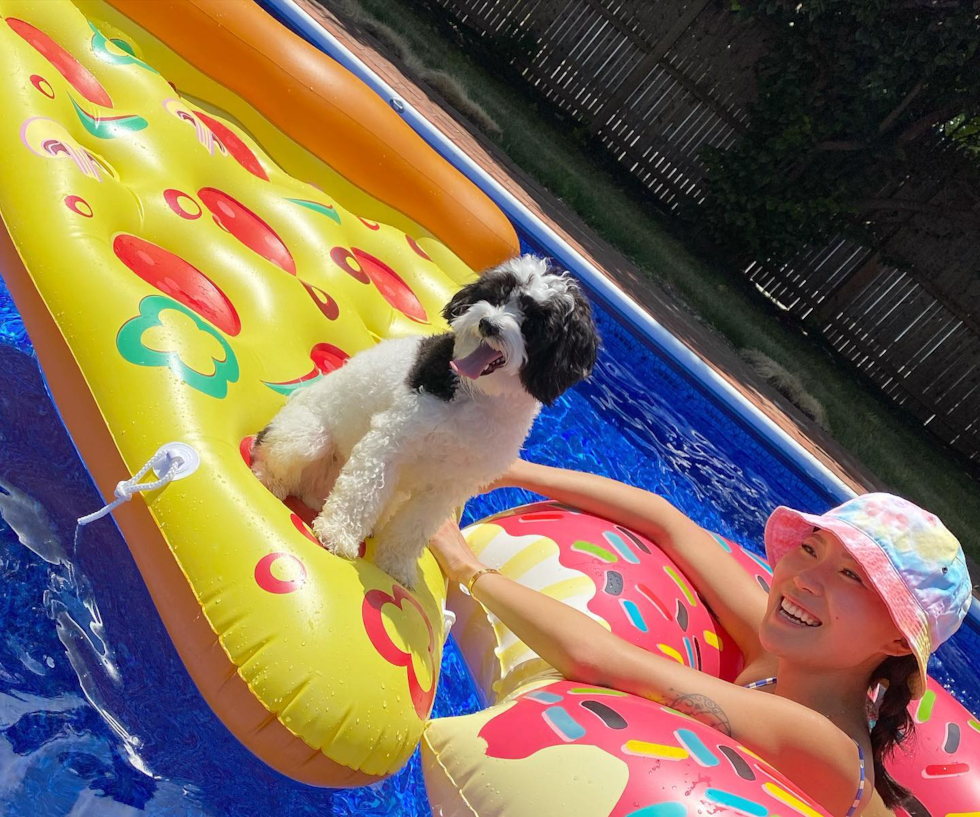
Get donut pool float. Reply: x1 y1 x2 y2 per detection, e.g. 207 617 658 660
0 0 518 787
424 502 980 817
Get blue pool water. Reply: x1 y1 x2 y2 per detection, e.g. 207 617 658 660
2 257 978 816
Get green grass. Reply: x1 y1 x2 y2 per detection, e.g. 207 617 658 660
334 0 980 565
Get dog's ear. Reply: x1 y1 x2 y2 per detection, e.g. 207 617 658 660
520 286 599 405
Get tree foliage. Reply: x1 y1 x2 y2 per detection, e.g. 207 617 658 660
699 0 980 264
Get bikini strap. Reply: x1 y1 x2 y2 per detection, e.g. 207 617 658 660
845 739 867 817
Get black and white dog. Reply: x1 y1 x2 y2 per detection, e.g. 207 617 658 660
251 255 598 588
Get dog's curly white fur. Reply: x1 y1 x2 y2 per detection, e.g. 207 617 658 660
251 255 598 588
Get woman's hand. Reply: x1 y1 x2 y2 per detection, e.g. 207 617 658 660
428 517 483 585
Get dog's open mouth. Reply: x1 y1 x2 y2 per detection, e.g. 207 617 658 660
450 341 506 379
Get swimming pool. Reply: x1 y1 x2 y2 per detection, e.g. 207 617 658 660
2 246 978 815
1 6 978 817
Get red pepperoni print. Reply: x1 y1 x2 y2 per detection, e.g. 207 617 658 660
64 195 92 217
113 234 241 336
164 189 202 220
351 248 427 322
193 110 269 181
301 281 339 321
290 512 319 543
310 342 350 374
198 188 295 275
30 74 55 98
240 436 255 467
330 247 370 284
8 19 112 107
285 498 318 528
254 552 307 594
406 234 432 260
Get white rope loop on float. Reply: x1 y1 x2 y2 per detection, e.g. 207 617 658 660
77 442 200 526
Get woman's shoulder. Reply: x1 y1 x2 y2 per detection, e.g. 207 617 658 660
732 683 870 815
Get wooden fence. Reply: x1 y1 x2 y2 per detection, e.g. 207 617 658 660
424 0 980 467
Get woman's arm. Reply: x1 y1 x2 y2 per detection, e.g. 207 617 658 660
493 460 769 662
429 519 862 816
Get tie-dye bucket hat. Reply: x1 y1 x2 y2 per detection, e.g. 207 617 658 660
764 492 973 698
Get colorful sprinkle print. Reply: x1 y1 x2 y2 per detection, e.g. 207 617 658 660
542 707 586 742
622 740 688 760
478 677 833 817
675 728 719 767
580 700 627 729
604 570 624 595
705 788 768 817
615 525 652 554
571 539 618 563
719 745 756 780
635 583 670 620
603 530 640 564
625 805 686 817
664 565 697 607
762 782 824 817
620 599 648 632
915 690 937 723
525 690 562 704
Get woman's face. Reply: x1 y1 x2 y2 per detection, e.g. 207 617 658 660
759 529 908 671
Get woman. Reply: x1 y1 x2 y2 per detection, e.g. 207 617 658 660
428 459 972 817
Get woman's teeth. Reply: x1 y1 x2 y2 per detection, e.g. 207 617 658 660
779 598 821 627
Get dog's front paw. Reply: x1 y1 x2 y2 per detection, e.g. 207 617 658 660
312 514 362 561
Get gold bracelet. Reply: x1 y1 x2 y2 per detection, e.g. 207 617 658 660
465 567 500 595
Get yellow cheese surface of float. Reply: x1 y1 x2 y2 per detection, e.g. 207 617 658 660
0 0 518 785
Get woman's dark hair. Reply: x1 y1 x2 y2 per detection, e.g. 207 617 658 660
868 654 918 808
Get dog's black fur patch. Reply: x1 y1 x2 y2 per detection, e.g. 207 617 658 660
442 271 518 322
407 333 459 401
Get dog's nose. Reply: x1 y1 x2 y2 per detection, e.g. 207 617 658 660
479 318 499 337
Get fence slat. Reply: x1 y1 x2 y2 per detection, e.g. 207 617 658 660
427 0 980 465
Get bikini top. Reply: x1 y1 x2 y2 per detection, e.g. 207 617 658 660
744 677 866 817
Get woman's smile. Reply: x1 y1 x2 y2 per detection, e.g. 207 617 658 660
776 595 823 627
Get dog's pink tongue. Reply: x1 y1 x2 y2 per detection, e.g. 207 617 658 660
451 342 499 379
